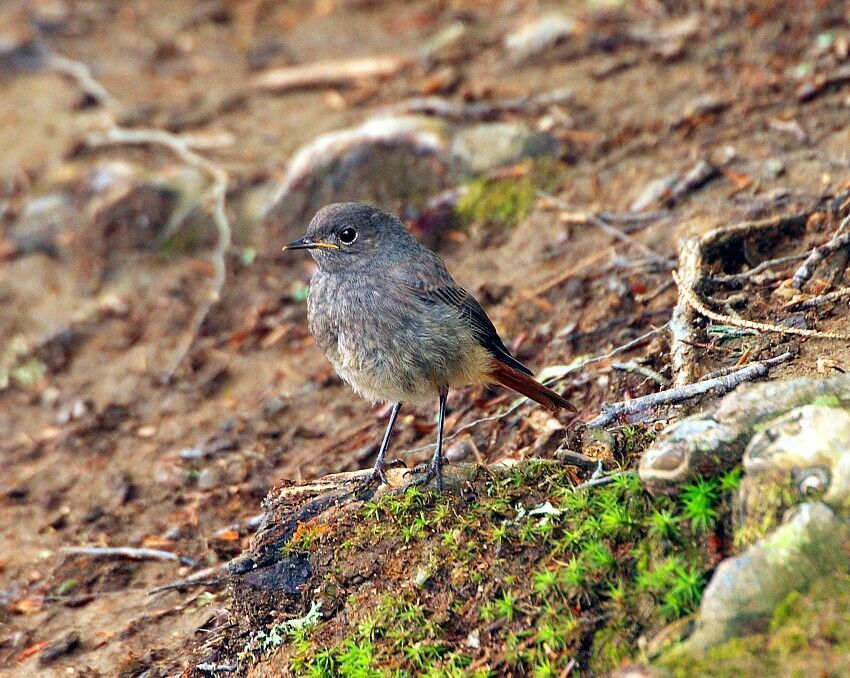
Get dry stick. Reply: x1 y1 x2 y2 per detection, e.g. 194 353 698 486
543 193 672 265
149 563 231 595
586 351 794 428
674 269 850 340
88 127 232 382
792 214 850 289
669 238 703 387
387 87 574 122
710 252 809 285
46 53 122 110
786 286 850 310
61 546 182 563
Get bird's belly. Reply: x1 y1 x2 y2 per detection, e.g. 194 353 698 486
330 326 491 404
309 278 491 403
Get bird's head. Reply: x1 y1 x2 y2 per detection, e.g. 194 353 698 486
283 202 410 272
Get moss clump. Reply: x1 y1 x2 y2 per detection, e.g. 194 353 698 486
810 394 843 408
733 470 798 549
455 175 536 228
256 463 737 676
454 158 570 229
657 574 850 676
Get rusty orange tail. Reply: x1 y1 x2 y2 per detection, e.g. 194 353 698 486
487 359 576 413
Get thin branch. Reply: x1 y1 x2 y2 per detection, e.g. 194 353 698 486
710 251 809 285
88 126 232 383
575 471 635 490
60 546 186 563
46 53 122 110
149 563 231 595
586 351 794 428
674 269 850 340
792 214 850 289
386 87 573 122
785 285 850 310
611 361 670 386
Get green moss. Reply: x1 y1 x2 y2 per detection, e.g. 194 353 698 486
265 463 735 676
810 394 842 408
455 176 536 228
657 574 850 676
734 471 798 548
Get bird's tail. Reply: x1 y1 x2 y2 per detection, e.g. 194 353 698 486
486 359 576 413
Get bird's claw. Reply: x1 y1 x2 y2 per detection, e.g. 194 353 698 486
352 459 407 498
403 459 444 493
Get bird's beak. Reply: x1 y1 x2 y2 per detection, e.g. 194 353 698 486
282 237 339 252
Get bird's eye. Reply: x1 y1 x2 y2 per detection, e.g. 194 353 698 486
339 227 357 244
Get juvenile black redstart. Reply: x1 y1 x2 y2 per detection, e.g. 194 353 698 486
284 202 575 492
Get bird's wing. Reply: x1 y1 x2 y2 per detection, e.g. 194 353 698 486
397 259 534 376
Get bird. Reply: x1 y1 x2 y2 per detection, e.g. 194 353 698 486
283 202 575 493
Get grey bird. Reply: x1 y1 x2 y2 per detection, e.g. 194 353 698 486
284 202 575 492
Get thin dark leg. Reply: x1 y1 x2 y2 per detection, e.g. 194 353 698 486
355 402 402 495
405 392 447 492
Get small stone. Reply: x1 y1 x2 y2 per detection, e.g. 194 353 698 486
445 438 474 462
451 122 558 174
38 632 80 666
197 468 221 490
136 425 156 438
262 396 287 419
762 158 786 180
504 14 576 62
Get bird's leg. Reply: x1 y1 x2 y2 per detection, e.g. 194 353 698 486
405 393 447 492
354 402 403 496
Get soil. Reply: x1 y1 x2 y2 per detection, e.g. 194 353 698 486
2 0 850 675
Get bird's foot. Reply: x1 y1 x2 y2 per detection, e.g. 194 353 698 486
353 458 406 498
403 458 444 493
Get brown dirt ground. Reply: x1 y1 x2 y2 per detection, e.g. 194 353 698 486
2 0 850 675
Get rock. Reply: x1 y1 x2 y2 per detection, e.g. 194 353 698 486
685 502 850 650
263 116 559 241
263 116 453 241
38 631 80 665
451 122 559 176
0 36 52 74
420 22 472 63
72 160 208 286
504 14 576 63
639 375 850 494
744 404 850 513
197 468 221 490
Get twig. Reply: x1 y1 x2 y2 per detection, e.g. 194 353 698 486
710 251 809 285
252 55 411 94
386 87 573 122
88 127 232 382
543 193 671 265
785 286 850 310
60 546 187 563
149 563 231 595
46 53 122 110
669 239 703 387
575 471 635 490
791 215 850 289
674 269 850 340
585 215 670 265
587 351 794 428
612 361 670 386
